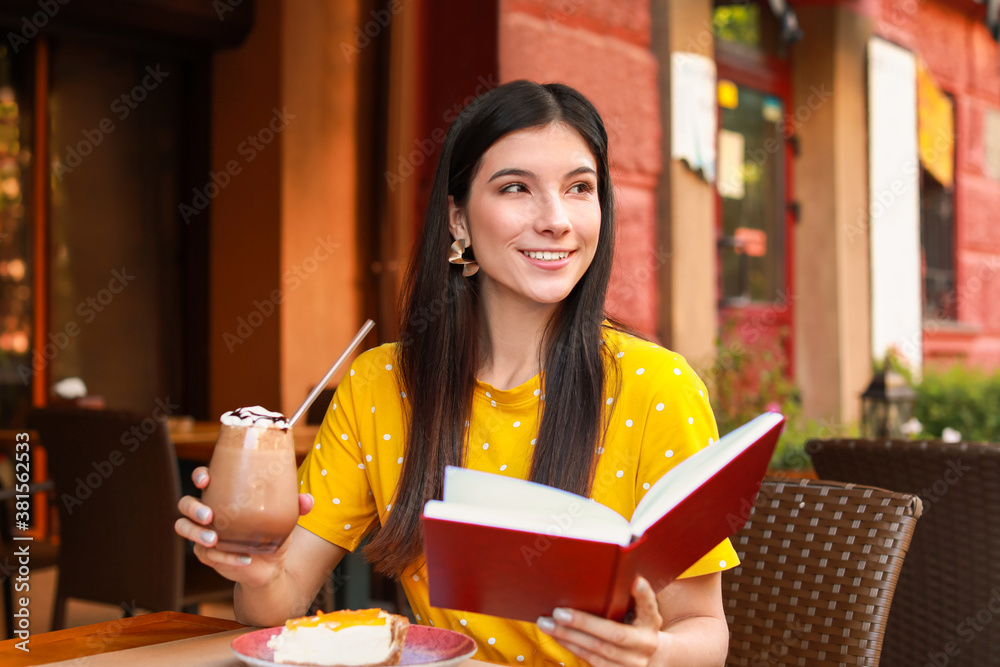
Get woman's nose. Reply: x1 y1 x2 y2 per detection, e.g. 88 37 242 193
533 195 571 236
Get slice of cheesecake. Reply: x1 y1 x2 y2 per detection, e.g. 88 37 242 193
267 608 410 666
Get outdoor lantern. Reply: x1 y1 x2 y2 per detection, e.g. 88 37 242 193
861 369 917 438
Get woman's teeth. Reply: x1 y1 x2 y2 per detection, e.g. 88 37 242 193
522 250 570 261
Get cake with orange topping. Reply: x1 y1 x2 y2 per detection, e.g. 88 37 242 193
266 608 410 666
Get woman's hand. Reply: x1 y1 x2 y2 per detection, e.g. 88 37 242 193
537 576 663 667
174 466 314 588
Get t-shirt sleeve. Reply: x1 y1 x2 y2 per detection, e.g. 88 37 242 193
297 360 380 552
633 352 740 578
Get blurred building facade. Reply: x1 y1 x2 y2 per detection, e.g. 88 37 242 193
0 0 997 430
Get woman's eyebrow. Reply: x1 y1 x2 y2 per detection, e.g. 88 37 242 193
487 167 535 182
487 165 597 182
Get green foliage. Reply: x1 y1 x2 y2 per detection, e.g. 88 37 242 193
873 346 916 385
913 365 1000 442
770 415 851 470
699 324 851 470
704 337 797 438
712 4 761 48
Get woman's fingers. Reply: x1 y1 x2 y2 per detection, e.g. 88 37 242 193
537 577 662 666
630 576 663 630
177 494 213 525
298 493 314 516
191 466 210 488
192 543 253 569
174 516 219 548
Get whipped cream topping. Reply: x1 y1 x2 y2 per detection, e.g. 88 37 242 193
221 405 289 430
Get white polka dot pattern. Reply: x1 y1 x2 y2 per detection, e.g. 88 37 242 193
295 333 737 667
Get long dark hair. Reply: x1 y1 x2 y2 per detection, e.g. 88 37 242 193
365 80 618 577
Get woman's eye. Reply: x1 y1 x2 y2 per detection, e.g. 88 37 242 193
570 182 595 194
500 183 528 194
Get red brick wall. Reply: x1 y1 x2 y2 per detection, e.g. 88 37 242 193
497 0 662 336
875 0 1000 367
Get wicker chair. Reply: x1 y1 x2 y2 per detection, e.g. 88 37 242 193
809 438 1000 667
724 477 922 666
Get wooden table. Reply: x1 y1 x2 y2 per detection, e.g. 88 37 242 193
170 422 318 464
0 611 243 666
0 611 491 666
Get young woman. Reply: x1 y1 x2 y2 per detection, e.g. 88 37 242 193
177 80 736 666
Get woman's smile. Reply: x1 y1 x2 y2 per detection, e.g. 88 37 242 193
449 122 601 314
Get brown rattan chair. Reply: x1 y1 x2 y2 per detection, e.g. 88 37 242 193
724 477 922 666
809 438 1000 667
26 407 233 628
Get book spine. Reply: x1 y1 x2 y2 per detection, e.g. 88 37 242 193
606 546 639 621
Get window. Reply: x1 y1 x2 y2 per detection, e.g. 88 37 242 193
916 67 956 323
716 85 787 304
48 39 187 413
919 167 956 321
712 0 796 379
0 26 214 427
713 1 790 59
0 44 35 426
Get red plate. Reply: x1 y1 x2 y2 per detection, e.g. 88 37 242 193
231 624 478 667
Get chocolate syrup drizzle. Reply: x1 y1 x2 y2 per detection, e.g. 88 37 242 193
222 406 290 431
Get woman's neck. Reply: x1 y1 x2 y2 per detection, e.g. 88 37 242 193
478 296 557 391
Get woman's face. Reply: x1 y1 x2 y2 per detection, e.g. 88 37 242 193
450 122 601 315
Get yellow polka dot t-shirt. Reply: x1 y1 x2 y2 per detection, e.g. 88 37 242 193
298 328 738 666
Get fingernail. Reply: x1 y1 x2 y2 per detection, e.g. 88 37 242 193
303 493 314 503
636 576 650 592
195 506 211 522
194 472 207 485
200 529 217 544
237 556 252 565
553 608 572 623
536 616 555 633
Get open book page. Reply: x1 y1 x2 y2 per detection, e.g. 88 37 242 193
423 501 633 546
628 412 785 538
424 466 633 546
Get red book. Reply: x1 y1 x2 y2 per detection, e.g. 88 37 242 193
421 412 785 622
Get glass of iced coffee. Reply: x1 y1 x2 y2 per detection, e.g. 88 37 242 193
200 406 300 553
